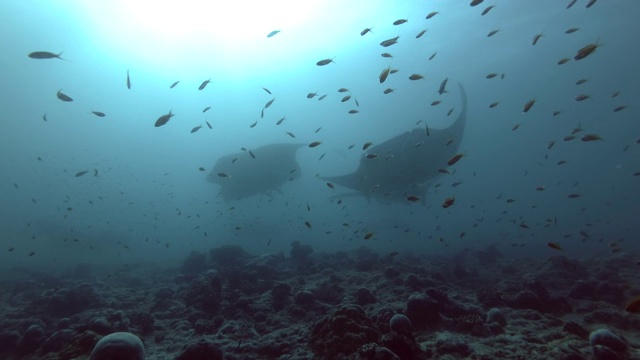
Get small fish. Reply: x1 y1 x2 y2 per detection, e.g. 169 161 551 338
553 111 562 116
304 221 312 229
442 197 455 208
426 11 439 19
126 69 131 89
558 58 570 65
155 110 174 127
316 58 335 66
536 186 546 191
198 78 212 90
348 144 355 149
486 73 498 79
406 195 420 202
416 29 427 39
56 89 73 102
338 88 350 93
575 79 589 85
91 111 105 117
203 106 211 113
29 51 65 60
365 154 378 159
438 78 448 95
532 33 543 46
575 94 591 101
429 52 437 60
250 121 257 128
341 95 351 102
360 27 373 36
327 182 335 189
383 88 394 94
315 127 322 133
276 117 285 125
564 135 576 141
568 193 581 199
318 95 327 100
380 35 400 47
265 98 275 108
470 0 484 6
379 65 392 83
409 74 424 81
574 42 601 60
355 98 360 107
267 30 280 38
249 151 256 159
308 141 322 148
198 167 205 172
261 109 264 118
42 114 48 122
348 110 359 114
548 140 556 149
390 69 399 74
318 153 325 161
613 105 627 112
262 87 272 95
489 102 499 108
363 142 373 150
218 172 230 178
28 251 36 257
448 153 464 166
364 232 374 240
75 170 88 177
381 52 393 58
285 131 296 138
206 121 212 129
512 124 520 131
191 125 203 133
487 29 499 37
586 0 597 8
523 99 536 113
170 80 180 88
482 5 495 15
431 100 441 106
546 242 563 251
581 134 602 142
393 19 408 25
567 0 577 8
307 92 318 99
565 27 580 34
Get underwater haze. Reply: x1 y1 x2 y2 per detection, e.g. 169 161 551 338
1 0 639 274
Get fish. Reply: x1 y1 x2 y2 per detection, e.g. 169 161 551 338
532 33 543 45
360 27 373 36
92 111 105 117
442 197 455 208
575 94 591 101
348 110 359 114
261 109 264 118
276 117 285 125
553 111 562 116
56 89 73 102
327 182 335 189
486 73 498 79
489 102 499 108
523 99 536 113
206 144 304 201
409 74 424 81
307 92 318 99
482 5 495 15
28 51 65 60
75 170 88 177
380 35 400 47
470 0 484 6
265 98 275 108
363 142 373 150
438 78 448 95
416 29 427 39
199 167 206 172
341 95 351 102
586 0 597 8
218 172 230 178
304 221 312 229
191 125 203 133
546 242 563 251
170 81 180 88
581 134 602 142
379 65 392 83
126 69 131 89
206 121 212 129
364 232 374 240
309 141 322 148
393 19 408 25
383 88 394 94
42 114 48 122
447 153 465 166
429 52 437 60
198 78 212 90
625 296 640 313
249 150 255 159
316 58 335 66
558 58 570 65
338 88 349 93
381 53 393 58
425 11 439 19
406 195 420 202
574 42 601 60
154 110 174 127
366 154 378 159
566 27 580 34
613 105 627 112
548 140 556 149
285 131 296 138
567 0 577 8
250 121 257 128
568 193 581 199
576 79 589 85
321 83 467 204
487 29 499 37
267 30 280 37
431 100 441 106
315 127 322 133
203 106 211 113
355 98 360 107
262 87 272 95
318 95 327 100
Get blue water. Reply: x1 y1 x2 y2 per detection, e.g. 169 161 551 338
1 0 638 273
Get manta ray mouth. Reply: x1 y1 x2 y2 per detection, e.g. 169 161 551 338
321 82 467 202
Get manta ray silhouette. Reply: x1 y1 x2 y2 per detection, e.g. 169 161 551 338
207 143 304 201
322 82 467 203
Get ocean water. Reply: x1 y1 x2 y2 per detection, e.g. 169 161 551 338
0 0 638 273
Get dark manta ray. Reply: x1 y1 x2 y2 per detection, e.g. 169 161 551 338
207 143 304 201
322 83 467 203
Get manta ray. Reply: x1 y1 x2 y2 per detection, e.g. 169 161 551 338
207 143 304 201
322 83 467 203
